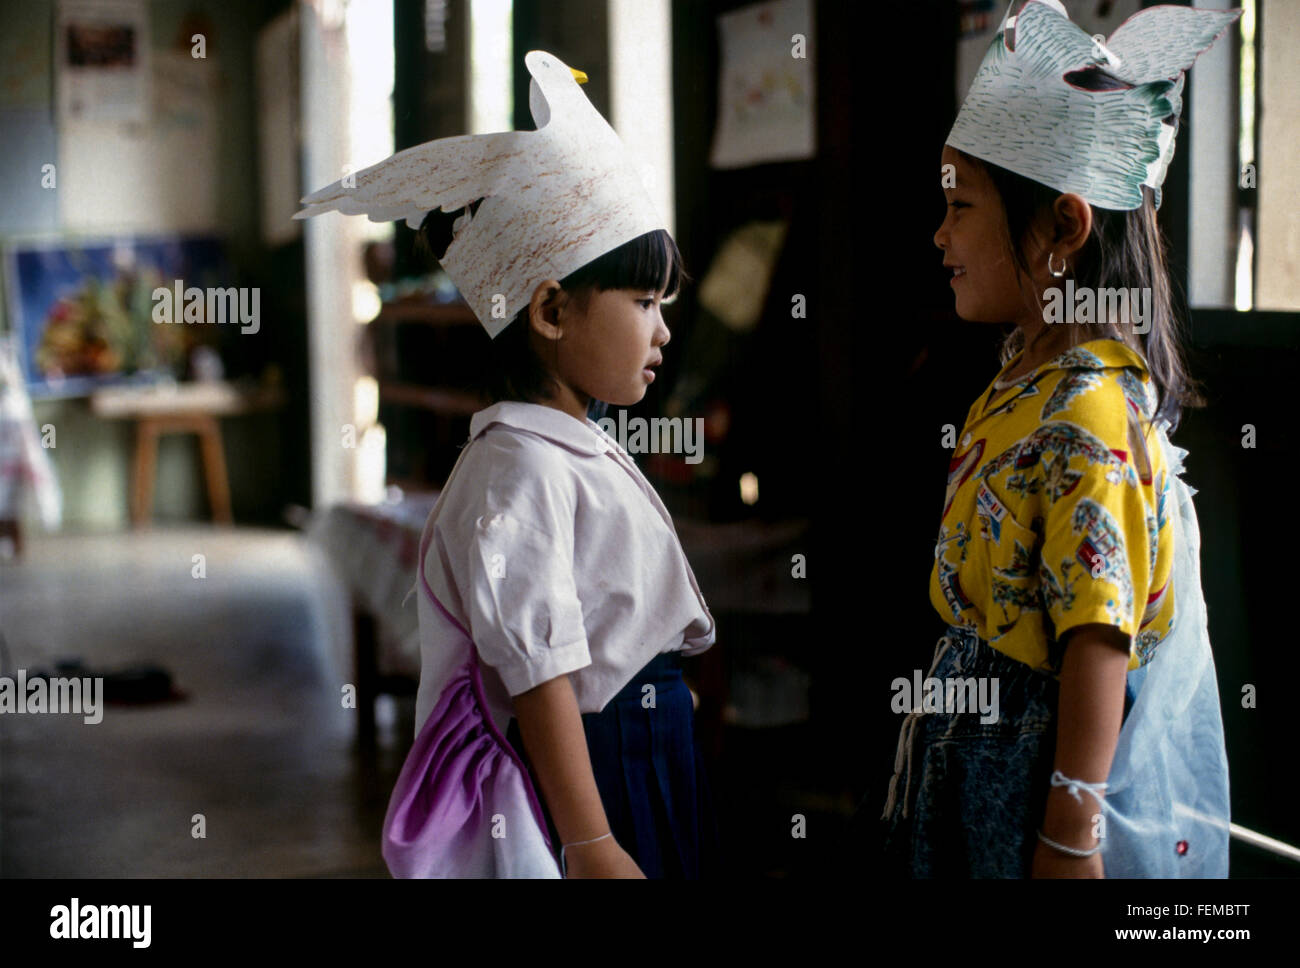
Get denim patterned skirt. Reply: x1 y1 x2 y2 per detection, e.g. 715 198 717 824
880 624 1064 878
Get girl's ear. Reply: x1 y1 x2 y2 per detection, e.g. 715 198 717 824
528 279 566 340
1050 193 1092 256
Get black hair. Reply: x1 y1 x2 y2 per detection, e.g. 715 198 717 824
416 213 685 406
954 148 1206 438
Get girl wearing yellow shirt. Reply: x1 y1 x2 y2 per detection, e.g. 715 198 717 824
880 1 1234 877
880 140 1227 876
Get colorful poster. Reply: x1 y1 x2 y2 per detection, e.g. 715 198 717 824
2 235 229 399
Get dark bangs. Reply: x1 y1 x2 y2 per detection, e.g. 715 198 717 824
560 229 686 297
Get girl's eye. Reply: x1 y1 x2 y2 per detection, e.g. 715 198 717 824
637 298 655 309
948 201 969 209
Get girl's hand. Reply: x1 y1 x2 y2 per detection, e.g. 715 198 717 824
563 837 646 878
513 676 642 878
1031 840 1104 879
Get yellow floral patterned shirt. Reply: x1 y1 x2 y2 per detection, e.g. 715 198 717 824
929 338 1176 675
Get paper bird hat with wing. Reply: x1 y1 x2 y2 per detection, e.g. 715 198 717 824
294 50 667 337
947 0 1240 211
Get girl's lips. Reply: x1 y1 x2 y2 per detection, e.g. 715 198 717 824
642 368 656 382
950 266 967 286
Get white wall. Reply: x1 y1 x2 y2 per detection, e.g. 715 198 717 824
299 1 362 510
608 0 674 235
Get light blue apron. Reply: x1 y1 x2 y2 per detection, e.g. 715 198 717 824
1097 418 1230 877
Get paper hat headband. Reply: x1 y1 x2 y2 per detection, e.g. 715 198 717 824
294 51 667 337
947 0 1240 211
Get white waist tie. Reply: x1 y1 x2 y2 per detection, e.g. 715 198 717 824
882 633 955 821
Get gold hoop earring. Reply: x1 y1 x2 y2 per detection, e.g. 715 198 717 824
1047 252 1068 278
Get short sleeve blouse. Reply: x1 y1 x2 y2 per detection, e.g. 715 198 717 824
412 401 716 734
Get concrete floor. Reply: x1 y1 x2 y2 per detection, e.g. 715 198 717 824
0 527 403 877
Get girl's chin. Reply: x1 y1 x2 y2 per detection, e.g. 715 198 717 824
952 303 1007 325
598 388 647 408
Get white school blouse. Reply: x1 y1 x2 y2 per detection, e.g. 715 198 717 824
410 401 716 738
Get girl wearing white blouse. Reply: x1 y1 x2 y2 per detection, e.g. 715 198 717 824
294 50 718 879
410 221 718 879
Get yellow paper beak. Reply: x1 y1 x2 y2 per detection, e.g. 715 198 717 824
570 68 588 84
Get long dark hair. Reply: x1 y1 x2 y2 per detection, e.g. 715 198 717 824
956 148 1205 437
416 215 685 405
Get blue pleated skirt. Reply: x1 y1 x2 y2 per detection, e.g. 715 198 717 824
506 652 719 878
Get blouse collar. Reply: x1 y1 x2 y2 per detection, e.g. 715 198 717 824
469 400 616 457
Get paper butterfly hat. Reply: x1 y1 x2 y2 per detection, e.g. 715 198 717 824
294 50 667 337
947 0 1240 211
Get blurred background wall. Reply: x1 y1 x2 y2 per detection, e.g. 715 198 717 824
0 0 304 530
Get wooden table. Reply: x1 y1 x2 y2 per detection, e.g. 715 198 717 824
90 381 284 527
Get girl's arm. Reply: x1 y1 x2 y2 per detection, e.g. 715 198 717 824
1033 622 1130 878
512 674 645 878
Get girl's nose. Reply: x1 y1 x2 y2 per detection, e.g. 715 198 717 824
934 218 949 251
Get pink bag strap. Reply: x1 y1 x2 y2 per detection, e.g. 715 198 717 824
413 435 557 851
416 439 481 666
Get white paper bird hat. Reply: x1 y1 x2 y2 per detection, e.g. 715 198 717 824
947 0 1240 211
294 50 667 337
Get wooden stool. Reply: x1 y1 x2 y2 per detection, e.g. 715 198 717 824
131 414 232 527
91 381 284 529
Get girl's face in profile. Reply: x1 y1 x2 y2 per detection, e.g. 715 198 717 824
934 145 1035 328
554 285 671 411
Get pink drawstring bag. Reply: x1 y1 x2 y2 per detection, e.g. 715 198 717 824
381 445 562 878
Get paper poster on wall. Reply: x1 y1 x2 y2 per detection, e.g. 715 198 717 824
58 50 219 234
56 0 151 124
709 0 815 169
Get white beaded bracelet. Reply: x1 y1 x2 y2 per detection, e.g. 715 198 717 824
1037 828 1102 858
1038 770 1108 858
1050 770 1109 808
